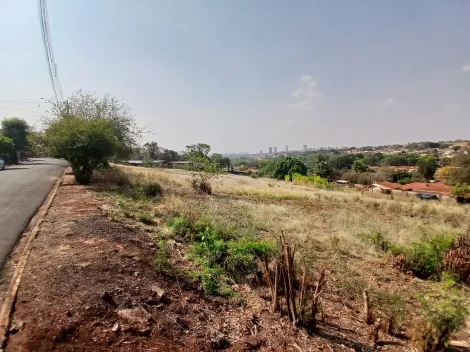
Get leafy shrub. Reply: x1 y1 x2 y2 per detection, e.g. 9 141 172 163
197 267 234 297
140 181 162 197
451 183 470 197
226 237 277 279
413 275 469 351
138 212 154 225
394 233 455 280
191 179 212 194
155 240 171 271
166 216 192 240
357 232 391 252
291 173 328 189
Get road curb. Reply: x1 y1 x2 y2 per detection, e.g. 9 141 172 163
0 171 64 349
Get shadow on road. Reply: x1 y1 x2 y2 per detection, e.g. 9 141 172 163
23 162 62 166
4 167 29 170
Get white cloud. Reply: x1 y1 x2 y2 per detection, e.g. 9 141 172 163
461 64 470 72
288 75 322 111
380 97 394 108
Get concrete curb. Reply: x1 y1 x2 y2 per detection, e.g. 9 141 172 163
0 172 64 349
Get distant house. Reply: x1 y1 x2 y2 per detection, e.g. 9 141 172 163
401 182 451 196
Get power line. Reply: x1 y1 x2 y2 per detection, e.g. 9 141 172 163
0 100 43 104
38 0 63 102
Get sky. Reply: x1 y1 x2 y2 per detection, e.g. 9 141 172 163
0 0 469 154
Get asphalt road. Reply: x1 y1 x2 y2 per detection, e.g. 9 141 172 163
0 158 68 267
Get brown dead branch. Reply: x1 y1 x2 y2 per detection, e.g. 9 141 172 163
363 289 373 324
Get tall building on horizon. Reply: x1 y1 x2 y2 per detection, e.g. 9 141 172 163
260 149 262 154
269 147 273 154
285 146 288 152
303 144 307 151
274 147 277 153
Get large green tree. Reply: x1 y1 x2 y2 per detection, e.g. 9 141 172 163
1 117 29 152
273 157 307 181
45 91 140 160
417 156 438 182
44 117 117 184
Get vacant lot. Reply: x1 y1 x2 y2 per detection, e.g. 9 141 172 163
7 166 469 351
102 166 470 349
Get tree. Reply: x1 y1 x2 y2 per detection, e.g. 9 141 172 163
352 159 370 173
44 117 118 185
186 144 220 194
27 129 49 157
1 117 29 157
161 149 180 161
0 134 14 155
309 154 333 179
212 153 231 171
44 91 140 160
185 143 211 160
273 157 307 181
449 155 470 185
417 156 438 181
331 154 362 170
143 141 159 160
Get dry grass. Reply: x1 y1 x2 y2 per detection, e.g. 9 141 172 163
98 165 470 348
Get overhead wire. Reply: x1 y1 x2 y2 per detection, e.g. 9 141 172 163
43 0 63 100
38 0 63 102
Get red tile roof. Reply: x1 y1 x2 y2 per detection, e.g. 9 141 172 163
375 182 402 190
400 182 451 194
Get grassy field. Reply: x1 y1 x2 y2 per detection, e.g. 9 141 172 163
98 165 470 350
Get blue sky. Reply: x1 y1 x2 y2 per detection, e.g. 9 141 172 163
1 1 469 153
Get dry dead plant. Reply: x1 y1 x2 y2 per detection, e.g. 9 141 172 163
262 232 328 332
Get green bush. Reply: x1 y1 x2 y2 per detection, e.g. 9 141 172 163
169 215 278 296
226 237 277 279
414 275 469 351
404 234 455 279
166 216 192 240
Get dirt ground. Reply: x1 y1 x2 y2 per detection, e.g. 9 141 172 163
2 174 468 351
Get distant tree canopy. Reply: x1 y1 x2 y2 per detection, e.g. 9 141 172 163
212 153 231 170
331 154 362 170
449 155 470 185
0 134 14 155
185 143 211 161
309 154 333 178
417 155 438 181
381 153 420 166
273 157 307 181
352 159 370 173
1 117 29 151
143 141 159 160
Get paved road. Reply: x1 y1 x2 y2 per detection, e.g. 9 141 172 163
0 159 68 267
